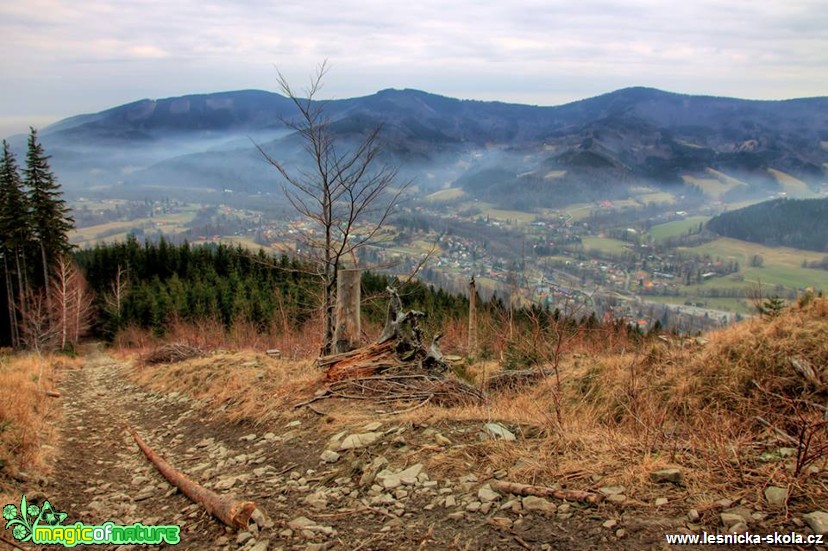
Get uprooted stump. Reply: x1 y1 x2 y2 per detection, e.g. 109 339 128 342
307 287 486 410
318 287 448 381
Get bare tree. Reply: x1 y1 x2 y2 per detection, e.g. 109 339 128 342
104 264 129 321
258 62 408 355
18 288 59 354
49 256 95 350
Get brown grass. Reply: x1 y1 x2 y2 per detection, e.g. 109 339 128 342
399 297 828 503
113 315 325 361
0 351 76 503
121 297 828 511
129 351 322 425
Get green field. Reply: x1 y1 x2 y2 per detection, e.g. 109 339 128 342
636 191 676 205
682 175 729 198
69 208 199 248
683 168 748 199
425 188 465 202
387 239 441 257
649 216 710 242
478 204 538 224
643 294 752 314
580 236 631 255
768 168 812 197
561 203 594 222
70 199 127 211
678 238 828 293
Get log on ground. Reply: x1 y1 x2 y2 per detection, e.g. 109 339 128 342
128 426 267 530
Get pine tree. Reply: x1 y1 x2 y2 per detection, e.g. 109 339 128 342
0 140 33 347
24 128 74 305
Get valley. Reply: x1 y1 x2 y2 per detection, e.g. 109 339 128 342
69 170 828 334
32 85 822 333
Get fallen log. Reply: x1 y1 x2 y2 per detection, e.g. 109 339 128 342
320 340 404 381
491 480 604 505
128 427 267 530
45 390 61 398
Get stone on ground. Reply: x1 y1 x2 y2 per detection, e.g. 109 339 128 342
803 511 828 535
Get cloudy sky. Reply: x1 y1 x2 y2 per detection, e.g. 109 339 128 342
1 0 826 137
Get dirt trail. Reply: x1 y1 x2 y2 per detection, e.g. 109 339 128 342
45 348 737 551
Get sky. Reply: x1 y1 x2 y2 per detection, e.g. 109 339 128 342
1 0 826 137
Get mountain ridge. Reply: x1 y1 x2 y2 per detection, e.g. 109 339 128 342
14 86 827 204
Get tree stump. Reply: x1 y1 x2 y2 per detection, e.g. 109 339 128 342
332 267 362 353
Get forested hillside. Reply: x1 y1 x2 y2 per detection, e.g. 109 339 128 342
707 197 828 252
0 131 76 348
74 238 475 342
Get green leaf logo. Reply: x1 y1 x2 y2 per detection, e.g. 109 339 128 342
3 496 33 542
37 500 68 527
3 496 67 542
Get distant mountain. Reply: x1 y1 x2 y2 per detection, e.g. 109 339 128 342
707 197 828 252
17 87 828 205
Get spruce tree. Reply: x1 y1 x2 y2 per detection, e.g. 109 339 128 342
24 128 74 302
0 140 32 346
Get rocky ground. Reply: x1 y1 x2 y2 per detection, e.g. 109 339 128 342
13 349 825 550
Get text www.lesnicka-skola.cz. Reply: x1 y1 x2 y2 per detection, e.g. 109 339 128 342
665 531 823 546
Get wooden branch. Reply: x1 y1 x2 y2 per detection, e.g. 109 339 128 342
424 332 445 369
128 427 267 530
790 357 825 389
755 416 799 444
378 286 403 344
491 480 604 505
143 343 206 365
45 390 61 398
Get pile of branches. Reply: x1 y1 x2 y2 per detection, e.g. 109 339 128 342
305 287 486 412
301 374 485 413
143 342 206 365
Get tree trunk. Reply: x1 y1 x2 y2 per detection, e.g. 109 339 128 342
40 241 51 311
333 267 361 354
3 254 18 348
129 427 266 530
490 481 603 504
468 277 478 359
14 249 27 348
320 264 336 356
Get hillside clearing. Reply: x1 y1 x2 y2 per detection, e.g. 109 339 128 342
649 216 710 242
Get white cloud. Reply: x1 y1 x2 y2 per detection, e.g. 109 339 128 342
0 0 826 135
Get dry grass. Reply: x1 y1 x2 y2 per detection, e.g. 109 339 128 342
0 351 77 503
403 298 828 504
113 315 324 361
129 351 322 425
122 297 828 510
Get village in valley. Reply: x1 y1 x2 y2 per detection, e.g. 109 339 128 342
68 175 828 335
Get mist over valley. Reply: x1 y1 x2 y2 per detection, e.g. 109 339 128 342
8 86 828 331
